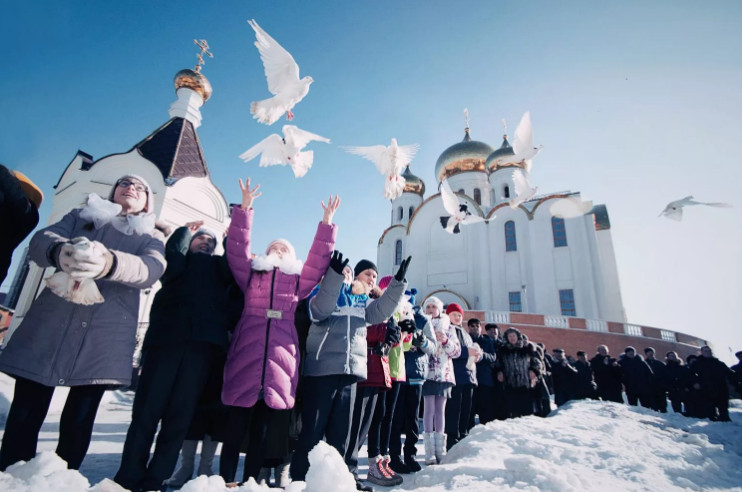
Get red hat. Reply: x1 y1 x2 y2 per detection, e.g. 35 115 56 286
378 275 393 290
445 303 464 315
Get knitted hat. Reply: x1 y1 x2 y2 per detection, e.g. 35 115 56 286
423 296 443 313
12 170 43 209
266 238 297 259
405 288 418 306
354 259 378 278
624 346 636 353
109 174 155 215
378 275 393 290
445 303 464 315
192 228 218 244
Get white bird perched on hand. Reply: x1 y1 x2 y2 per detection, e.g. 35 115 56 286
46 237 107 305
239 124 330 178
342 139 420 199
439 179 489 234
659 195 732 221
248 19 313 125
509 171 538 209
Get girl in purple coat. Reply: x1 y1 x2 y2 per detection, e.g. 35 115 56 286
219 178 340 484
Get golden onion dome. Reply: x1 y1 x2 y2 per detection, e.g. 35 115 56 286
174 68 212 102
401 165 425 196
486 135 526 171
434 128 494 182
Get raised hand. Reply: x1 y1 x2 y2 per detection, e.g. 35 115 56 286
239 177 262 211
184 220 204 232
394 256 412 282
329 250 349 275
321 195 341 224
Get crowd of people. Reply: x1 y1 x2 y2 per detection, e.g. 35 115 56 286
1 171 740 492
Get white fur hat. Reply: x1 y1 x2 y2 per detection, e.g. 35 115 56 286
266 238 296 259
423 295 444 312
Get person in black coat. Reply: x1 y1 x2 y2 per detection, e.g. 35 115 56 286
643 347 668 412
664 351 689 414
495 328 542 418
0 164 42 285
550 349 578 407
573 351 597 400
690 346 734 422
590 345 623 403
619 347 654 408
467 319 498 426
115 222 235 492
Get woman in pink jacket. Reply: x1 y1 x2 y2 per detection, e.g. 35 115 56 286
219 178 340 484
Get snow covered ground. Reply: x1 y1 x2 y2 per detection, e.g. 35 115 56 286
1 372 741 491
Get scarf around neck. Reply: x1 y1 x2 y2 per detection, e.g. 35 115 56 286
79 193 156 236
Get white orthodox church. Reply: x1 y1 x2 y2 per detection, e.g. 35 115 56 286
376 126 626 323
6 59 229 343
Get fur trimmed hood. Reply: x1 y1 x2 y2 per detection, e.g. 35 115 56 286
251 252 304 275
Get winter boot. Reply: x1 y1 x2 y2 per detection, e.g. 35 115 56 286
274 461 291 488
404 454 422 472
381 455 404 485
165 439 197 487
433 433 447 463
366 456 398 487
423 433 436 465
256 467 272 486
197 435 218 476
388 455 410 474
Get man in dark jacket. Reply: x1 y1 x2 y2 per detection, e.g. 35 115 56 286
619 346 654 408
0 165 42 285
691 345 734 421
116 222 236 492
573 351 597 400
664 351 689 414
644 347 668 412
590 345 623 403
468 318 498 426
550 349 578 407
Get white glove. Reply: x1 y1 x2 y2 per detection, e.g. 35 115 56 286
67 238 113 279
56 243 78 274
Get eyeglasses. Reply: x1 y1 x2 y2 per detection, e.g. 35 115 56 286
117 180 148 194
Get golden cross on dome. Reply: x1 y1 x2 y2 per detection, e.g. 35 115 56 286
193 39 213 73
502 118 508 137
463 108 470 129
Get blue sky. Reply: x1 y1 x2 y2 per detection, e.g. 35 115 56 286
2 1 741 361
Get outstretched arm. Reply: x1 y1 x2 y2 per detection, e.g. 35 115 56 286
226 178 262 289
298 195 340 298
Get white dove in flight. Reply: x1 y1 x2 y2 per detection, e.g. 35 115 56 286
439 179 489 234
549 197 594 218
342 139 420 199
46 237 105 305
509 171 539 209
659 195 732 221
239 125 330 178
510 111 543 173
248 19 313 125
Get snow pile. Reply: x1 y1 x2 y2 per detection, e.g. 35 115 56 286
284 440 356 492
0 452 90 492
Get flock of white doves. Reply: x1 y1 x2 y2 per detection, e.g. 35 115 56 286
237 19 731 232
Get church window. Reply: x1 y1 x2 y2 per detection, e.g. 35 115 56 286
552 216 568 247
508 291 522 312
394 240 403 266
473 188 482 205
409 206 414 219
397 206 403 222
458 188 465 195
504 221 517 251
503 185 510 198
559 289 576 316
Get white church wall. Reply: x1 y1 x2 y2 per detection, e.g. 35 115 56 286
445 171 491 208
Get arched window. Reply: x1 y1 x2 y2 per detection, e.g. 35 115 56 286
397 206 403 222
408 206 414 219
503 185 510 199
394 240 403 265
552 216 568 247
458 188 465 195
504 221 517 251
473 188 481 205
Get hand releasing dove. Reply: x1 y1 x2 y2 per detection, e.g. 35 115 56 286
509 171 538 209
510 111 542 173
439 179 489 234
248 19 313 125
343 139 420 199
239 124 330 178
46 237 105 305
659 195 732 221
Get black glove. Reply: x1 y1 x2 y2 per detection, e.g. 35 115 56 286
329 250 349 275
398 318 415 333
373 342 390 357
394 256 412 282
411 329 426 348
385 319 401 346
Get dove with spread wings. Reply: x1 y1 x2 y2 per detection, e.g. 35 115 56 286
492 111 543 172
239 125 330 178
439 179 489 234
509 172 539 209
342 139 420 200
248 19 313 125
659 196 732 221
